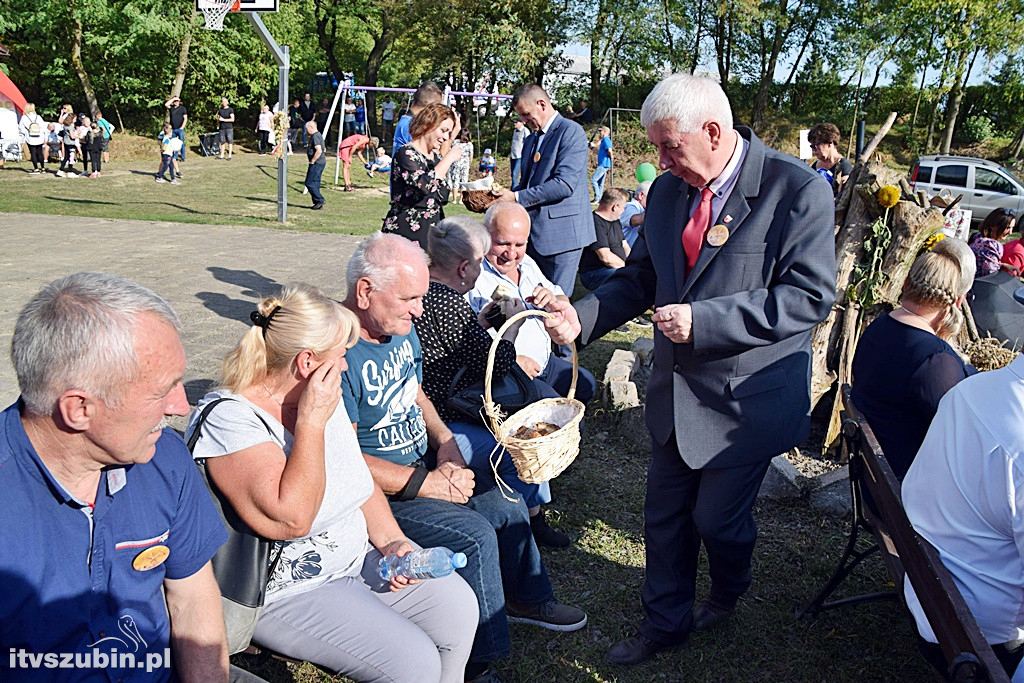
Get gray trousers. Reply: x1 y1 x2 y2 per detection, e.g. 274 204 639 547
252 546 478 683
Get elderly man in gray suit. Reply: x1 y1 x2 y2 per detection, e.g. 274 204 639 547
540 74 836 665
495 84 594 296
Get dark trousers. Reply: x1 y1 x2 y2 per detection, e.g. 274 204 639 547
257 130 270 154
304 162 325 206
525 244 584 298
90 153 101 173
639 436 772 643
28 144 44 169
80 146 90 173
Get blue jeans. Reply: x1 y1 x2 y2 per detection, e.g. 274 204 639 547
579 266 618 291
389 467 554 664
510 157 522 188
172 128 186 160
304 162 325 206
591 164 609 200
448 421 552 508
538 355 597 404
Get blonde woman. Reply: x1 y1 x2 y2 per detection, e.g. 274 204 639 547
18 103 47 173
186 283 476 683
851 236 978 479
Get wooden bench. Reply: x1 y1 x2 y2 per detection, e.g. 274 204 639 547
799 384 1010 683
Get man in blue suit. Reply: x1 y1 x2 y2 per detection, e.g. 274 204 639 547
496 84 594 296
540 74 837 665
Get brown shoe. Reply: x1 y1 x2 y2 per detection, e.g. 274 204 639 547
607 633 687 665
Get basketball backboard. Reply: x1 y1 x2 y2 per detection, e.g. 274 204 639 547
195 0 278 13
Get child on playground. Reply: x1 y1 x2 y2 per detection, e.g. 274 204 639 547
156 123 182 184
366 146 391 177
478 147 496 177
44 123 61 164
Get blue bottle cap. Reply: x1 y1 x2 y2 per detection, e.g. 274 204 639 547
452 552 468 569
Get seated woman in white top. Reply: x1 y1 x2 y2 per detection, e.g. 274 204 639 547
186 283 477 683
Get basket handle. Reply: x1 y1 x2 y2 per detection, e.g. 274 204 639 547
483 309 578 430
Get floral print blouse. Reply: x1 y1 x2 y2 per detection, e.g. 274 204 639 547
968 232 1004 277
383 144 450 250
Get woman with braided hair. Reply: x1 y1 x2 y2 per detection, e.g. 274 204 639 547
850 236 978 480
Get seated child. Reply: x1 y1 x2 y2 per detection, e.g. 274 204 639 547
478 148 496 177
156 123 182 184
44 123 61 163
366 146 391 177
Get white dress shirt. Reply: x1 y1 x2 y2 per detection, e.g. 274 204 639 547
687 132 749 224
466 256 564 371
902 354 1024 645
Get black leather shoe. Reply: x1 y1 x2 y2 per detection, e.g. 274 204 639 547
530 509 571 549
692 593 739 631
606 634 686 665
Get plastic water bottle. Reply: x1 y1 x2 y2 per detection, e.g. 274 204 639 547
378 547 468 581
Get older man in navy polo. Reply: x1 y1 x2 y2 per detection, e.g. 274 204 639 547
0 273 229 682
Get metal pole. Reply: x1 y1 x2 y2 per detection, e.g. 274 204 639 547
856 119 866 160
247 13 289 223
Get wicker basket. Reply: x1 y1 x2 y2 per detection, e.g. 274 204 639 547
484 310 584 484
463 189 501 213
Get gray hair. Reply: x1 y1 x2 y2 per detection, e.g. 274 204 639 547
640 74 733 134
11 272 181 416
346 231 430 294
482 201 530 233
427 216 490 272
636 180 652 196
511 83 549 109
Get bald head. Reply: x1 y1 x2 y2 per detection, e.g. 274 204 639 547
482 202 531 276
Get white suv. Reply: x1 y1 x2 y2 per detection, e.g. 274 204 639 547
910 155 1024 223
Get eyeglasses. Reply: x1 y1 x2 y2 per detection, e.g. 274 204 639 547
810 142 830 151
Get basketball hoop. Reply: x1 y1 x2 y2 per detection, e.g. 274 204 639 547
199 0 239 30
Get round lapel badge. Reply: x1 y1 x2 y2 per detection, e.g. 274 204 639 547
133 545 170 571
707 224 730 247
533 151 541 163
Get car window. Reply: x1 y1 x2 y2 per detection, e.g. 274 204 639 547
975 167 1017 195
934 164 968 187
915 165 933 184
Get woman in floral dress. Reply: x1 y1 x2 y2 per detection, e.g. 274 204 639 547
383 103 462 250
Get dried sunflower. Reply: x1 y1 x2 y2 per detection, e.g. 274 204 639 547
877 185 901 209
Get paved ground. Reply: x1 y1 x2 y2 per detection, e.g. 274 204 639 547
0 212 363 428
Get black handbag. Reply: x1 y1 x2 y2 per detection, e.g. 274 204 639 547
447 362 540 424
187 398 283 655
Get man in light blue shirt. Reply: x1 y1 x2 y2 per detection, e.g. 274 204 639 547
590 125 613 200
392 81 441 152
619 180 651 248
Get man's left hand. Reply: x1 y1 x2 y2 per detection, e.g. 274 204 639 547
652 304 693 343
435 438 467 468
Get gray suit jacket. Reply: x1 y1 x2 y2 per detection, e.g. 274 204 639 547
514 114 594 256
576 127 836 469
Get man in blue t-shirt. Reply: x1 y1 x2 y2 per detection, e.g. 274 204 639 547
391 81 442 153
0 273 229 682
342 233 587 681
589 125 613 200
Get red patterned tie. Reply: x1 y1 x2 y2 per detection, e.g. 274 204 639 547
682 187 714 274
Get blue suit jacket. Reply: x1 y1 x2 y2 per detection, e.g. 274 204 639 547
575 127 837 469
514 114 594 256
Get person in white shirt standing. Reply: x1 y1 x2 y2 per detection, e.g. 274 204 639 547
509 119 528 188
903 354 1024 679
18 103 47 174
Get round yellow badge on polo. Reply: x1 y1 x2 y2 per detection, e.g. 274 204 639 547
133 545 170 571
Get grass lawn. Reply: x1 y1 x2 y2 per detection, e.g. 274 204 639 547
2 137 933 682
0 135 474 234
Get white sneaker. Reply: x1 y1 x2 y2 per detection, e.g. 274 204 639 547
170 179 181 185
155 177 166 183
66 172 79 178
55 170 65 177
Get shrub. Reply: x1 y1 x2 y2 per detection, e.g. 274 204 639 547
957 115 994 144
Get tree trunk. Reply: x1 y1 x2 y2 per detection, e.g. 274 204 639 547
169 19 194 108
688 0 702 73
909 26 936 135
70 15 99 116
926 48 952 153
662 0 676 69
777 5 823 102
940 48 972 154
363 17 393 134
